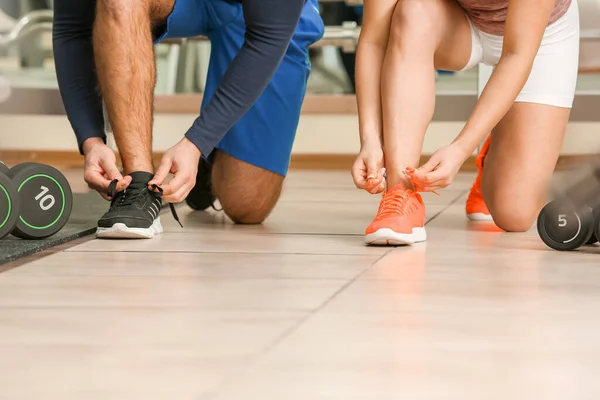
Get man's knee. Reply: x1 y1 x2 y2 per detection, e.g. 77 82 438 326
96 0 147 18
219 185 282 225
211 151 284 225
96 0 172 23
222 194 280 225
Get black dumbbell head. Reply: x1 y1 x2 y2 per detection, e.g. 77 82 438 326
588 208 599 245
0 171 20 239
537 200 595 251
0 161 8 175
7 162 73 239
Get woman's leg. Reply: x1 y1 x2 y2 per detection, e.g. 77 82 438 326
365 0 478 245
482 104 570 232
474 0 578 231
381 0 473 188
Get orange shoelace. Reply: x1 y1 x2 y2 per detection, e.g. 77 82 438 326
403 167 440 196
376 190 413 220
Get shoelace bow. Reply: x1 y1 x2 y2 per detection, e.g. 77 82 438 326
403 167 440 196
377 190 412 219
107 180 183 228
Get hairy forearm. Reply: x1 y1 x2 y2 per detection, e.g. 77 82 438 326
356 41 385 147
453 53 534 154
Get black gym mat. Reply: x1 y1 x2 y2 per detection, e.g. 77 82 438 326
0 193 108 265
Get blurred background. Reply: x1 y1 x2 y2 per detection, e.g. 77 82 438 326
0 0 599 169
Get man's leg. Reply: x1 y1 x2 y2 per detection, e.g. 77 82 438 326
185 0 325 223
93 0 174 175
92 0 176 239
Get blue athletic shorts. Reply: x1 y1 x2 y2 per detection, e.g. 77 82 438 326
154 0 325 176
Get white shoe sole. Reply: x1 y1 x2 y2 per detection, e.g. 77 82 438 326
467 213 494 222
365 227 427 246
96 217 163 239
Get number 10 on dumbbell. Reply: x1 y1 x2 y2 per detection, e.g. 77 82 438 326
0 162 73 240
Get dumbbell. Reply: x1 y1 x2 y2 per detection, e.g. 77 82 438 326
537 161 600 251
0 162 73 239
537 201 598 251
0 162 20 239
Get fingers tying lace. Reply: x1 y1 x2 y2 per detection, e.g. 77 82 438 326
403 167 440 195
149 184 183 228
107 179 119 200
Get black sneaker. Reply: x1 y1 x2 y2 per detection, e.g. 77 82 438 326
185 158 217 211
96 171 182 239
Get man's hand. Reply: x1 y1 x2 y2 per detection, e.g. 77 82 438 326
149 137 201 203
352 143 385 194
82 138 131 200
404 143 471 192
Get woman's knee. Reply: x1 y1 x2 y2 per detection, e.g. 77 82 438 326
487 199 541 232
389 0 445 45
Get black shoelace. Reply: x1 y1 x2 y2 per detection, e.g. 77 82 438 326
107 180 183 228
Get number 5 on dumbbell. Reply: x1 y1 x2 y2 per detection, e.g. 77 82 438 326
0 162 73 239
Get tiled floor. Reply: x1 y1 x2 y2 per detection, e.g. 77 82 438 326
1 171 600 399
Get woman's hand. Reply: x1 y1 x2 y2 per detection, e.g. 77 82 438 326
352 143 386 194
404 143 471 193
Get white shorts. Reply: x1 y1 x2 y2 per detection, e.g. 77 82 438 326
461 0 580 108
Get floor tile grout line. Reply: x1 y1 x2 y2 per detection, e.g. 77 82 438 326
201 250 388 400
158 232 366 237
156 226 448 236
62 250 385 256
0 305 316 313
0 274 360 281
425 189 468 225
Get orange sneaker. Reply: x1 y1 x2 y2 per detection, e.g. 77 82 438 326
466 135 493 221
365 185 427 246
